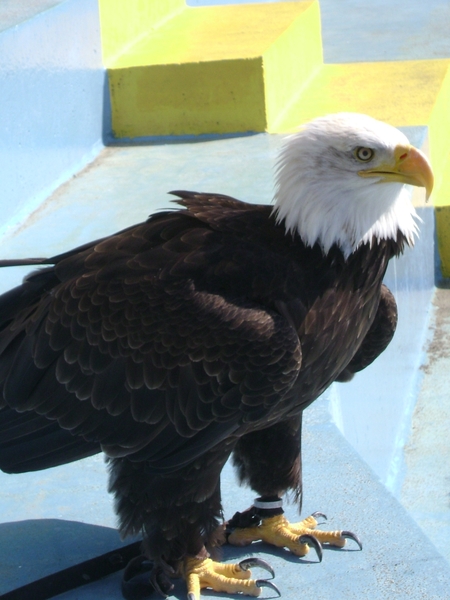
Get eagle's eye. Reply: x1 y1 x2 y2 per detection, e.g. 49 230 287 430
354 147 374 162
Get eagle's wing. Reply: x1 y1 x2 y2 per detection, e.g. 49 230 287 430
0 196 302 474
335 283 397 382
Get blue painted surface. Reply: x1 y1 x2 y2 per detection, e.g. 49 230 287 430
0 0 108 238
0 134 280 293
319 0 450 62
0 0 65 33
0 455 130 594
400 284 450 566
331 205 435 492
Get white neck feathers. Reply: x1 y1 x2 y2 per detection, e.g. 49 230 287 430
272 118 420 258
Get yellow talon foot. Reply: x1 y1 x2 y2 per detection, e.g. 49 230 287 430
227 513 362 559
184 556 279 600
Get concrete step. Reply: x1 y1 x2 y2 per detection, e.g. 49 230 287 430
0 0 105 237
400 284 450 565
102 1 322 137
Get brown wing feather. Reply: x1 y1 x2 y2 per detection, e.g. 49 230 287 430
0 191 398 477
0 195 302 473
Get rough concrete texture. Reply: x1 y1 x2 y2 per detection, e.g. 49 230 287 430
401 285 450 564
0 0 64 33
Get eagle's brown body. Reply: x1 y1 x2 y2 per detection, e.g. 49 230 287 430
0 192 400 568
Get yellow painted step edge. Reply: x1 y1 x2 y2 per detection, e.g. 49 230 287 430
107 2 323 137
98 0 186 65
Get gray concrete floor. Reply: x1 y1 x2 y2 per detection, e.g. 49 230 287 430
401 284 450 565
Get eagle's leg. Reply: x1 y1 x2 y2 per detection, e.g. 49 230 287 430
108 453 278 600
228 418 362 558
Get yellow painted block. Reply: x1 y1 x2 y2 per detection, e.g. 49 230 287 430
427 64 450 196
105 1 322 137
436 207 450 277
273 59 450 133
110 59 266 137
110 2 317 66
263 1 323 130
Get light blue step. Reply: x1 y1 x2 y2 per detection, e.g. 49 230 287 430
0 0 106 237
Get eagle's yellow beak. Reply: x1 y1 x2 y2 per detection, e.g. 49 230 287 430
358 145 434 201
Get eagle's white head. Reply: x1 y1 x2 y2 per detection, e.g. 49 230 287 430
273 113 434 258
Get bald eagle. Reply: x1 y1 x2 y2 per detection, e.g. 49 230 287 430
0 114 433 599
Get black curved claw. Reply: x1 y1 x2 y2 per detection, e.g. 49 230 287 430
311 511 327 521
341 531 363 550
239 557 275 579
299 534 323 562
256 579 281 597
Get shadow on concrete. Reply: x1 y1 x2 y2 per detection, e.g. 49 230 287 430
0 519 127 595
